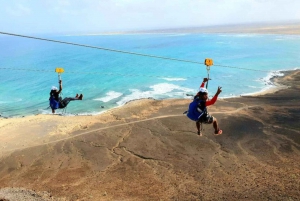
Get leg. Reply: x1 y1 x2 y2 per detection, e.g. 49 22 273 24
213 117 222 135
52 109 55 114
59 95 83 109
64 97 78 101
59 97 77 109
196 121 202 136
203 114 222 135
196 121 200 133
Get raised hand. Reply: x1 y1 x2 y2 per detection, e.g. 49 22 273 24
216 86 222 95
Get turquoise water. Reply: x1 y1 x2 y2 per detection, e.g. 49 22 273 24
0 33 299 117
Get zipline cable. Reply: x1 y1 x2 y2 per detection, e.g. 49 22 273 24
0 32 203 65
0 31 271 73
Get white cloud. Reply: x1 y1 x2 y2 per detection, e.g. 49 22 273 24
5 3 31 17
0 0 300 34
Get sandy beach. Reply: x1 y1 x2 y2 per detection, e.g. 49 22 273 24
0 68 299 200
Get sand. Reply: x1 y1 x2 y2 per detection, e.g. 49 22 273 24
0 69 299 200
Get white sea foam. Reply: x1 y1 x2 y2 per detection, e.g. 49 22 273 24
93 91 123 102
116 83 193 106
260 71 284 85
242 70 286 96
150 83 190 93
160 77 186 81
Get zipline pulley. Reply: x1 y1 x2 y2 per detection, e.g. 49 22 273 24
204 58 213 89
55 67 64 83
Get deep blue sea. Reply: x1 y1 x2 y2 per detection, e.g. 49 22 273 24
0 32 299 117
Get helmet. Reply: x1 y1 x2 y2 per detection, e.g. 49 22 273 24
51 86 58 91
198 87 208 94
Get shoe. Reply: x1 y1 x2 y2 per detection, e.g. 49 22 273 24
78 94 83 100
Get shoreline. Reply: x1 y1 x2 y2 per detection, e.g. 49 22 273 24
240 70 292 97
0 69 295 119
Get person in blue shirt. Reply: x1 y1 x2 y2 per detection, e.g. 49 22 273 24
49 80 83 114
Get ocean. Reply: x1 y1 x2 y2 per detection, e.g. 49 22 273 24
0 32 299 117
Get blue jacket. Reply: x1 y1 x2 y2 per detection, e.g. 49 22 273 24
187 98 207 121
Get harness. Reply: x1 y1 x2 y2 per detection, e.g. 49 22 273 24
49 91 61 109
186 98 207 122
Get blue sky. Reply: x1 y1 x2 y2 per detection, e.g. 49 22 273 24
1 0 300 34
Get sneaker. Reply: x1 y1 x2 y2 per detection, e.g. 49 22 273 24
78 94 83 100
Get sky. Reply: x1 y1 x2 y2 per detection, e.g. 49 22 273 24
0 0 300 34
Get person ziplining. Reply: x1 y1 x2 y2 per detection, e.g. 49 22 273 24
49 68 83 114
185 59 223 136
49 80 83 114
186 78 222 136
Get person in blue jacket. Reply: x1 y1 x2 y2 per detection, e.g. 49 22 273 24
49 80 83 114
186 78 222 136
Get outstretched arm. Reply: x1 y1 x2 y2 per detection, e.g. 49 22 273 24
58 80 62 94
199 78 208 88
206 86 222 106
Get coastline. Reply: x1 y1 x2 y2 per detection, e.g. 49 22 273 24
0 69 299 154
0 68 294 119
0 69 299 200
240 70 291 97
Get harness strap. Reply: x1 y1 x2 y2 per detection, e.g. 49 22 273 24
206 66 210 89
